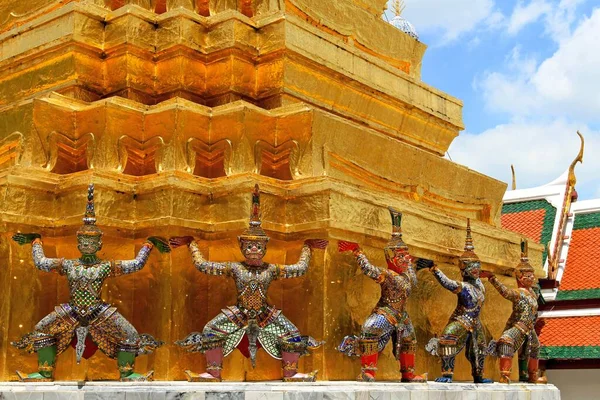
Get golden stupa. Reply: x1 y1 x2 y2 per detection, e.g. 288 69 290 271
0 0 541 381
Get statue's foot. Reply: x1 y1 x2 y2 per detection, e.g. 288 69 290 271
529 376 548 384
434 376 453 383
184 370 221 382
16 371 53 382
357 371 376 382
283 370 318 382
120 370 154 382
401 374 427 383
474 377 493 384
499 375 511 384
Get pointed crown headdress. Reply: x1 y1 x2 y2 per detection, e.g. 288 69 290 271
76 184 103 237
516 239 534 277
459 219 479 269
238 184 270 242
384 207 409 259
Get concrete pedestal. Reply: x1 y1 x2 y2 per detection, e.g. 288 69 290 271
0 382 560 400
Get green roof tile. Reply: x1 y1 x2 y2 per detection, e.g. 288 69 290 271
556 288 600 301
573 212 600 230
540 346 600 360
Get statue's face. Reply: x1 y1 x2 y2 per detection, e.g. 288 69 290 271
462 260 481 279
386 248 411 273
77 234 102 256
240 239 267 263
517 270 536 288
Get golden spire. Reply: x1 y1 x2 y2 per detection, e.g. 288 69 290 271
568 131 584 187
511 164 517 190
393 0 406 17
548 131 585 280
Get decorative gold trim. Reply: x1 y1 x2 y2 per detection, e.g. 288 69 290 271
120 370 154 382
358 338 379 356
15 370 53 382
548 131 585 279
282 370 318 382
511 164 517 190
184 370 221 383
38 361 55 372
118 363 134 374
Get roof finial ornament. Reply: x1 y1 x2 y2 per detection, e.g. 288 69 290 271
511 164 517 191
389 0 419 40
393 0 406 17
568 131 584 187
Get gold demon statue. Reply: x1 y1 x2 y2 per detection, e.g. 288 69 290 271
170 184 328 382
337 207 426 382
12 184 170 382
482 239 547 384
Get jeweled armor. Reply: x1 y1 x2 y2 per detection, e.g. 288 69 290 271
491 240 545 384
175 184 324 382
426 219 493 384
180 242 318 360
338 208 424 382
12 184 165 382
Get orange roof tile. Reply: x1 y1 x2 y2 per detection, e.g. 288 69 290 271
538 316 600 347
560 227 600 291
501 209 546 243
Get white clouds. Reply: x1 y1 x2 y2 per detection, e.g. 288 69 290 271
399 0 500 43
478 9 600 121
505 0 588 39
453 4 600 198
508 0 553 34
450 120 600 198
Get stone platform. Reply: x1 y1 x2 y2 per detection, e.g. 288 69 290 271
0 382 560 400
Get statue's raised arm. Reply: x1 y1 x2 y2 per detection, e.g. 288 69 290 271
12 233 64 273
276 239 328 279
170 236 233 276
431 264 462 293
111 237 170 277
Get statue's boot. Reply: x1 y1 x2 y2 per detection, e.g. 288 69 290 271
499 356 513 383
279 339 318 382
434 356 455 383
281 351 318 382
399 352 426 383
519 358 529 382
185 347 223 382
528 358 548 384
472 355 493 383
16 345 56 382
118 351 154 382
356 338 378 382
357 352 378 382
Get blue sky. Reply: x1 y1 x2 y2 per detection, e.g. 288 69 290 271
385 0 600 199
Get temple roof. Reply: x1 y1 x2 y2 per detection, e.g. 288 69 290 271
555 203 600 301
500 133 600 363
538 315 600 359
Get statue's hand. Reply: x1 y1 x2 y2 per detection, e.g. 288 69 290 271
12 233 41 246
169 236 194 249
338 240 360 253
305 239 328 250
415 258 435 271
147 236 171 253
479 270 494 280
